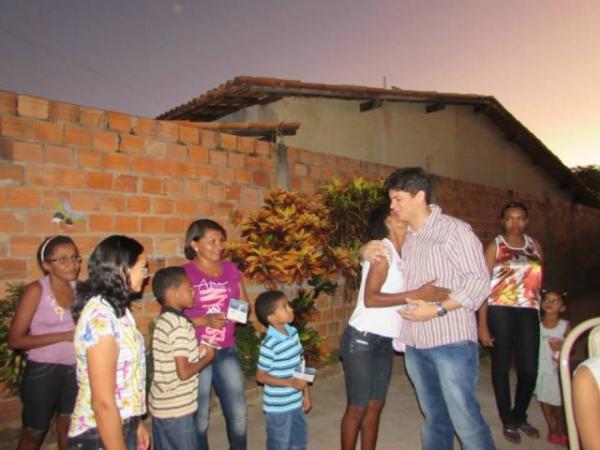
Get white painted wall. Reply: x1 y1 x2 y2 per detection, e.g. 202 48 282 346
224 97 569 201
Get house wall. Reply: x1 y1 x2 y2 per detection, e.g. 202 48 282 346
224 97 571 202
1 90 598 420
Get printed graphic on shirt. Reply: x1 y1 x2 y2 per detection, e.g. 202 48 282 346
490 236 542 308
193 279 231 345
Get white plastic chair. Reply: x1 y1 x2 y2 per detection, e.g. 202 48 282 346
559 316 600 450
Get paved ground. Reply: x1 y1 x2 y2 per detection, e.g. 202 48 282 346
1 355 564 449
206 355 562 450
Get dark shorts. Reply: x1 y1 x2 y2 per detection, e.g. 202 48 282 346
67 416 139 450
20 360 77 432
340 325 394 406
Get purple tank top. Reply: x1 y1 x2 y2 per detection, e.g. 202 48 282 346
28 277 76 365
183 260 242 349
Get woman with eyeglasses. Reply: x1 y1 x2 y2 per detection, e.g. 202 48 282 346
9 235 82 450
478 201 544 445
67 235 150 450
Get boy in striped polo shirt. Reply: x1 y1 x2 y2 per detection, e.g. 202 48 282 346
256 290 312 450
149 267 215 450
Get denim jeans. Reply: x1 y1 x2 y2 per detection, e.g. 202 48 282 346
488 306 540 425
265 407 307 450
67 416 138 450
340 325 394 406
405 341 496 450
152 412 198 450
196 346 247 450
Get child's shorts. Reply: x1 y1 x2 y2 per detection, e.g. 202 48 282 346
265 407 307 450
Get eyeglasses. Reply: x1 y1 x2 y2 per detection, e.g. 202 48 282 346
46 255 83 265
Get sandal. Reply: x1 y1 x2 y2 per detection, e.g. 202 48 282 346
503 425 521 444
518 421 540 438
547 433 562 445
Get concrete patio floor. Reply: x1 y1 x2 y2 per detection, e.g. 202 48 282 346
206 355 564 450
0 355 569 449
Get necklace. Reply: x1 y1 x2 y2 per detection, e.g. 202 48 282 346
49 293 65 321
48 281 71 322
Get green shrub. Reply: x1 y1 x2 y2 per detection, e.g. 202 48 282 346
0 284 26 396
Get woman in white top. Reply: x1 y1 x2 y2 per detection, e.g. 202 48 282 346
340 204 450 450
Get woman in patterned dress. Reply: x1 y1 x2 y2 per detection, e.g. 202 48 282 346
478 202 544 444
67 235 150 450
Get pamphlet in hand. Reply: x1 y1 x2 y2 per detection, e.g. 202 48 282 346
293 358 317 383
227 299 249 324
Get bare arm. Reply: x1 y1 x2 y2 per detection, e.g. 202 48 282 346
88 335 126 450
533 238 544 263
364 259 450 308
573 365 600 449
302 386 312 413
9 282 73 350
175 345 215 380
359 240 387 264
256 368 307 390
191 314 227 329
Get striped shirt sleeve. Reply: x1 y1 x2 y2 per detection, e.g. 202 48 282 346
257 339 274 372
445 222 491 311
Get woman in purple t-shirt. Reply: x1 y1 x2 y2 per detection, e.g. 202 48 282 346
9 235 81 450
183 219 249 450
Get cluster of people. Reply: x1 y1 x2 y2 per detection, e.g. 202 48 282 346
8 166 599 450
9 218 309 450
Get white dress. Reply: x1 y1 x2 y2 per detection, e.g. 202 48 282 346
535 319 568 406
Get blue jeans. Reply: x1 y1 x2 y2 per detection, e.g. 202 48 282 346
196 346 247 450
67 416 138 450
152 412 198 450
265 407 307 450
405 341 496 450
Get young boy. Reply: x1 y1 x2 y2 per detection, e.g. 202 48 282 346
149 267 215 450
255 290 312 450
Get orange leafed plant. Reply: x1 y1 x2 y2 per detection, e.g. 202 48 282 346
226 189 357 289
225 189 357 364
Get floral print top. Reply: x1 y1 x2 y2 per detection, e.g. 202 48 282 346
68 296 146 437
489 234 542 309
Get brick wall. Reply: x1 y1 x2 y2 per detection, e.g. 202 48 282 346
1 90 599 418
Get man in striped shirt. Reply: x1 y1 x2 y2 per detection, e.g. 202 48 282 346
385 168 496 450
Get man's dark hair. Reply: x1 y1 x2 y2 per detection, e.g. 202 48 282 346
367 203 391 240
255 290 287 327
152 266 188 306
384 167 432 203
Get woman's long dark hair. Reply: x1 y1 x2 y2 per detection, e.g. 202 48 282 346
72 235 144 322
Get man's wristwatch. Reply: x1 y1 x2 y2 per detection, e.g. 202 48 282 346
436 302 447 317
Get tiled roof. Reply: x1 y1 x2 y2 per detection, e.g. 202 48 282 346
158 76 598 207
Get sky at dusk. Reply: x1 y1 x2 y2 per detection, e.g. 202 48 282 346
1 0 598 167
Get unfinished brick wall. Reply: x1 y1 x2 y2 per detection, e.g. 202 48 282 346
1 89 599 418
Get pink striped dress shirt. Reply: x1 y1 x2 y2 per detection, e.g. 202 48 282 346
399 204 491 349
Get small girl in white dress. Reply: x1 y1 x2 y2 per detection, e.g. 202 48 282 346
534 291 570 446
